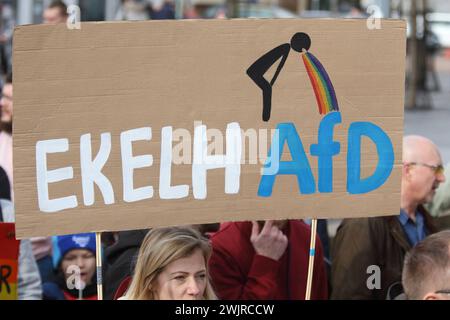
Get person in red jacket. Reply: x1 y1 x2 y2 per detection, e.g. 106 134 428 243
209 220 328 300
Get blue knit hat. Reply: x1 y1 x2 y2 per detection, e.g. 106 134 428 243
57 233 96 260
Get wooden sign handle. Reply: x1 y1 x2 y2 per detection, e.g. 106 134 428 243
305 219 318 300
95 232 103 300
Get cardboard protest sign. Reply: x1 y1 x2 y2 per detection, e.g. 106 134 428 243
0 223 19 300
13 19 406 238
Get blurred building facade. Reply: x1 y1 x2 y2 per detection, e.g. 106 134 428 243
7 0 398 25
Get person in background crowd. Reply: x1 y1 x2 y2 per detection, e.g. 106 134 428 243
209 220 328 300
115 0 150 21
0 72 12 193
43 233 97 300
0 195 42 300
148 0 175 20
104 229 148 300
31 237 54 283
402 230 450 300
0 166 10 200
0 3 14 76
43 0 68 25
120 226 216 300
102 232 118 248
331 135 445 299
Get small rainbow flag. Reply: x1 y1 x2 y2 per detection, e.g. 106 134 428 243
302 52 339 115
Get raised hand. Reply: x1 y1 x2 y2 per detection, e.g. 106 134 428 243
250 220 288 261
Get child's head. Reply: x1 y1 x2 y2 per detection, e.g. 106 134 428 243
57 233 96 286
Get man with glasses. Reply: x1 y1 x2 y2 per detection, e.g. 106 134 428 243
402 230 450 300
399 135 446 246
331 135 445 299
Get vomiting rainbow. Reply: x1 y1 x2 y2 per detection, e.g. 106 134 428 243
302 52 339 115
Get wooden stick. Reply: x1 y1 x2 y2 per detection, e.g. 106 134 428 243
95 232 103 300
305 219 318 300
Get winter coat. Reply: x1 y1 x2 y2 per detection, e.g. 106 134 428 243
331 206 436 300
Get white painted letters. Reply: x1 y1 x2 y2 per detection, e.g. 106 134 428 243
121 128 154 203
80 133 114 206
36 139 78 213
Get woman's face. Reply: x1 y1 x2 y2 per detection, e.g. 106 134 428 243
153 249 207 300
61 249 96 286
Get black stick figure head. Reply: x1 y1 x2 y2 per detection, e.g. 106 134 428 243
290 33 311 53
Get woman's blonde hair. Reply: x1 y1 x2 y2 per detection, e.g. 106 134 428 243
124 226 217 300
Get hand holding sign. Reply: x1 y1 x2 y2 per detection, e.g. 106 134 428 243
251 221 288 261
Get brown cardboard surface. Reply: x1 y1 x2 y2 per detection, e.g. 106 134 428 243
13 19 406 238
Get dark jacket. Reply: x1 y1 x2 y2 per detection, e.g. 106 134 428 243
330 206 436 300
0 166 11 200
43 271 97 300
103 230 148 300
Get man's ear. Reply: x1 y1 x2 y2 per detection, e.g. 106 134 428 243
403 164 412 181
423 292 440 300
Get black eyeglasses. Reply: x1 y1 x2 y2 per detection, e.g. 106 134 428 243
404 162 445 176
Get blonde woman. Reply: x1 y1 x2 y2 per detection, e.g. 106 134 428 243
121 226 216 300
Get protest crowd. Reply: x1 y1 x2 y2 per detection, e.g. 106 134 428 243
1 0 450 301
